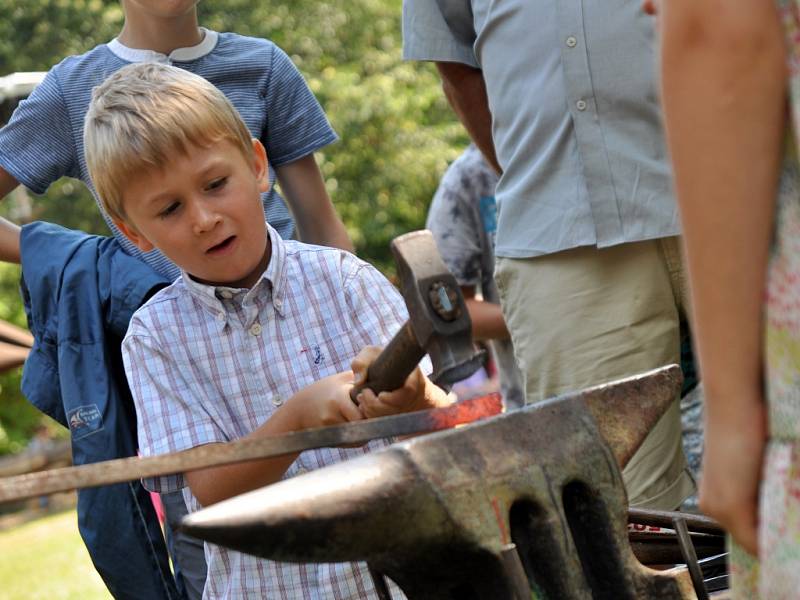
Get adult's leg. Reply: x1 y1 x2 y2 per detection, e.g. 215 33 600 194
495 237 695 509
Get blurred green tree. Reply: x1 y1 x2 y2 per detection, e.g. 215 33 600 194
0 0 467 266
0 0 468 450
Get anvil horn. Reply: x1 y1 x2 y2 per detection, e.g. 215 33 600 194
180 449 450 562
581 364 682 468
181 366 682 569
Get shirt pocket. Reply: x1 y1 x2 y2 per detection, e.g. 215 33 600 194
295 332 361 379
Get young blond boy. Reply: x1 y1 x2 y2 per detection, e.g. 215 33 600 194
84 62 448 599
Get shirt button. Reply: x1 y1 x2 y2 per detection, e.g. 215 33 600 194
219 290 232 299
216 312 225 322
576 100 587 111
272 396 283 406
566 36 577 48
249 323 262 336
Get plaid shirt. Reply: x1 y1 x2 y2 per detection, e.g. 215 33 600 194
123 224 408 599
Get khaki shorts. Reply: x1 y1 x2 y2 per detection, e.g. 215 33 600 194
494 237 696 509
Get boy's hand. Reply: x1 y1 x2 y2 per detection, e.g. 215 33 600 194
351 346 451 419
290 371 364 429
699 394 767 556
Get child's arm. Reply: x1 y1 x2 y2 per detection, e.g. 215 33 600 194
660 0 785 555
185 370 363 507
0 168 21 263
125 324 365 508
351 345 452 420
274 155 354 252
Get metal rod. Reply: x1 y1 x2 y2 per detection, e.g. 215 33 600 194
499 544 532 600
0 394 502 504
628 507 723 535
673 516 710 600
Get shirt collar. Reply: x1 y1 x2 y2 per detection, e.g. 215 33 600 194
107 28 218 64
181 222 288 325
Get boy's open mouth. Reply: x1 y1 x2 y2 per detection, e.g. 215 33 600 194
207 236 236 254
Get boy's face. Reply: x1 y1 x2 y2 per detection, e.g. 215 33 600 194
116 139 272 290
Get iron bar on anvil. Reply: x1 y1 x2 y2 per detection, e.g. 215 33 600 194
0 393 502 504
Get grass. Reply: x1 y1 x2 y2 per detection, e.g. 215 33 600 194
0 509 111 599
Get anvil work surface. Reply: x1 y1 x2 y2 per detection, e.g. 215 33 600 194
184 366 702 600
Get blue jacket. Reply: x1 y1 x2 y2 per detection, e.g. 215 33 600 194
20 222 179 600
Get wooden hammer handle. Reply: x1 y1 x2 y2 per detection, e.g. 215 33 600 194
350 321 426 403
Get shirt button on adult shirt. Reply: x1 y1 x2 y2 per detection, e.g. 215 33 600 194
576 100 587 111
219 290 233 299
216 312 225 322
271 396 283 407
566 36 577 48
249 323 262 336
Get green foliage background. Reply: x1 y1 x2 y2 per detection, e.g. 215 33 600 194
0 0 467 452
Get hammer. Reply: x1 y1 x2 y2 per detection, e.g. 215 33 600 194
350 229 486 403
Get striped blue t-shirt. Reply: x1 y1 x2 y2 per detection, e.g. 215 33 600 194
0 30 337 279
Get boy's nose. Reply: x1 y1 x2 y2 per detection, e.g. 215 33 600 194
192 202 222 235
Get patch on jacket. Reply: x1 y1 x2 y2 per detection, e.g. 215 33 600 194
67 405 103 440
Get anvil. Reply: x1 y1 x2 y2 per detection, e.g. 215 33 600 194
183 365 697 599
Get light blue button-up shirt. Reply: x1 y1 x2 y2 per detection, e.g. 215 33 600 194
403 0 681 258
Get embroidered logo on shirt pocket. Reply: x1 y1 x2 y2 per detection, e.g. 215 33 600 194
300 344 325 364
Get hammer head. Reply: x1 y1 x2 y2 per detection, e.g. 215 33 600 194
392 230 485 386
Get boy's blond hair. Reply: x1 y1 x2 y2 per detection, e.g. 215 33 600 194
84 62 254 223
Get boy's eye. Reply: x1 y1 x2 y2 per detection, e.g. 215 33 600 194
159 202 180 218
206 177 228 191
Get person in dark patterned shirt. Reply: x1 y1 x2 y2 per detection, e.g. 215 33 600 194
426 144 524 410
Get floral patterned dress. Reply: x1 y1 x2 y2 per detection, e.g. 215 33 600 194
730 2 800 597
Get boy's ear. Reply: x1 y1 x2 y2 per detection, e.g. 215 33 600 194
251 138 270 193
114 219 154 253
